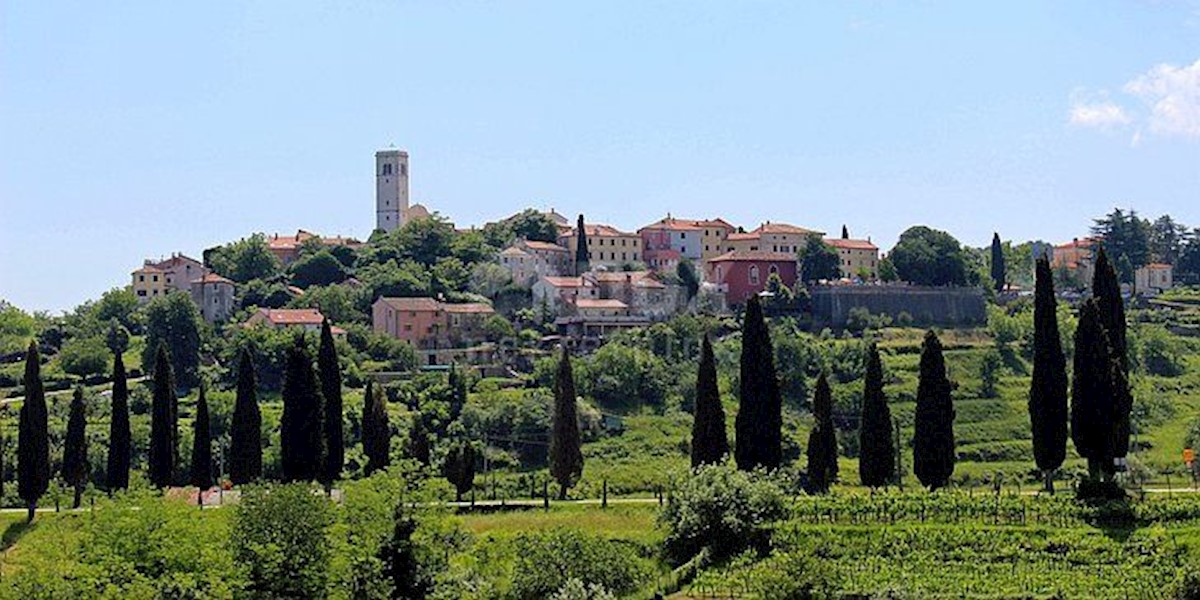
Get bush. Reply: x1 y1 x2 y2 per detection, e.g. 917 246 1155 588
510 528 650 600
232 484 334 598
57 335 110 378
658 462 789 563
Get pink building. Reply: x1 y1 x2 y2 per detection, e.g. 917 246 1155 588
372 297 495 354
705 251 799 305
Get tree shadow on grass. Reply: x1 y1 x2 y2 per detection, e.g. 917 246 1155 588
1 519 35 551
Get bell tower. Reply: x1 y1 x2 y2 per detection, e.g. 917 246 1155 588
375 148 409 233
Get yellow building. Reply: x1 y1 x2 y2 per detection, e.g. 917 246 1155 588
131 266 169 303
724 222 823 256
558 223 641 270
826 238 880 280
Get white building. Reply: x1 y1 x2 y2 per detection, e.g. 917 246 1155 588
376 148 410 233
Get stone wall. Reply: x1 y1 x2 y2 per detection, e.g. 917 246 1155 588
810 285 986 329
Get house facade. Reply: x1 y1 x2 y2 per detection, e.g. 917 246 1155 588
558 223 642 270
132 253 208 303
244 308 344 335
705 250 799 305
190 273 236 324
132 266 170 303
725 222 822 256
1135 263 1173 294
825 238 880 280
372 297 496 357
638 216 703 271
499 239 570 286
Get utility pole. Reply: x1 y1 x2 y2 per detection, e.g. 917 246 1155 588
893 416 904 491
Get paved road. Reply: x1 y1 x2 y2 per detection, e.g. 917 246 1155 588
1 377 148 406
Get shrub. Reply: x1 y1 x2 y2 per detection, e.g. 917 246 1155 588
232 484 334 598
510 528 650 600
658 462 789 562
57 336 110 378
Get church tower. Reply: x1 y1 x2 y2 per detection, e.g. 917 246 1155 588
375 148 409 233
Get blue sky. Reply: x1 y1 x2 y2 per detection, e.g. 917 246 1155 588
3 1 1199 312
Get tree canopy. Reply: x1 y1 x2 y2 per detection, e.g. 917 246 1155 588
889 226 970 286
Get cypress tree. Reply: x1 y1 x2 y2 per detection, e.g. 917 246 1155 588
408 415 430 466
806 372 838 493
379 501 427 599
841 225 850 239
549 347 583 500
61 386 88 509
1071 299 1123 483
1029 256 1068 493
443 439 476 503
18 341 49 522
318 320 344 487
148 344 179 488
574 214 590 275
1091 247 1133 458
990 233 1006 292
734 294 783 471
858 343 894 487
106 351 131 492
362 382 391 475
190 383 214 490
913 330 956 491
280 334 326 483
229 348 263 485
691 334 729 467
448 364 468 423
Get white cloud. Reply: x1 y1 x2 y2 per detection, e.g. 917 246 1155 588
1068 100 1132 128
1123 58 1200 138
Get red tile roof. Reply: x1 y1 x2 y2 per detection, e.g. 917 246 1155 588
1054 237 1099 250
639 216 704 232
522 240 568 252
268 230 363 250
192 273 235 285
726 232 761 241
1144 263 1172 269
708 250 797 262
541 276 587 288
754 222 822 236
825 238 878 251
376 297 443 312
565 224 635 238
254 308 327 326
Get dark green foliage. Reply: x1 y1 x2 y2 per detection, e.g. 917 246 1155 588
1029 257 1068 491
1091 248 1133 458
280 335 326 483
190 383 214 489
913 331 956 491
979 349 1002 399
380 501 427 599
290 250 349 288
506 208 561 244
142 292 202 389
659 463 789 563
408 416 430 466
990 232 1006 292
232 483 333 598
1091 207 1151 282
806 372 838 493
889 226 970 286
447 364 467 423
574 214 589 275
511 528 650 599
691 334 729 467
62 386 88 508
1072 300 1124 481
677 259 700 300
362 382 391 475
550 348 584 499
148 345 179 488
18 342 49 520
230 348 263 485
443 439 476 502
735 295 782 471
318 320 344 486
858 343 894 487
106 351 131 491
799 234 841 281
206 233 284 283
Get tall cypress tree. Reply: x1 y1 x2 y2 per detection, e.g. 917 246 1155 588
574 214 590 275
1071 299 1122 483
549 347 583 500
408 415 431 466
841 225 850 239
18 341 49 522
61 386 88 508
859 343 894 487
691 334 729 467
1029 256 1068 493
735 295 783 471
913 330 956 491
190 383 214 490
806 372 838 493
106 351 131 492
448 364 467 423
280 334 326 483
229 348 263 485
1091 247 1133 458
991 233 1006 292
362 382 391 475
148 344 178 488
318 320 344 487
379 501 427 599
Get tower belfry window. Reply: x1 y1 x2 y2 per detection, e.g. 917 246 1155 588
382 164 393 176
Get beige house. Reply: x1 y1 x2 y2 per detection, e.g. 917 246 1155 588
725 222 823 256
499 239 571 286
133 253 208 303
1135 263 1173 295
558 223 641 270
190 273 236 324
132 266 170 303
825 238 880 280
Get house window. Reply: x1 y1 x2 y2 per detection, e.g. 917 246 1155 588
138 275 145 282
749 265 760 286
